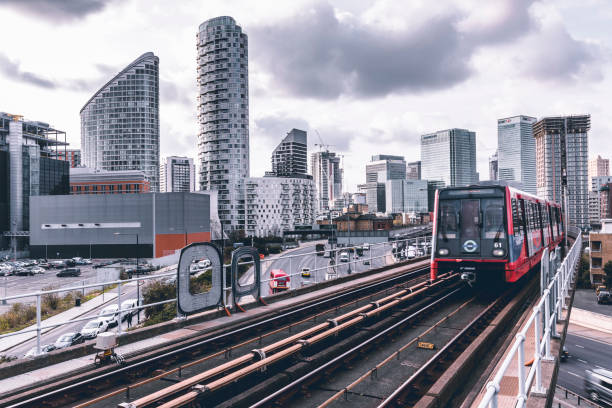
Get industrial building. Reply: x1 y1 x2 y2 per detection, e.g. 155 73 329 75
29 192 214 259
534 115 590 229
0 112 70 252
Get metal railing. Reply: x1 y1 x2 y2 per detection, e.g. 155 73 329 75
0 235 432 357
478 227 582 408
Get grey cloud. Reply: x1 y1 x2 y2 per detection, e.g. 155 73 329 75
0 0 115 21
160 79 192 107
0 53 56 89
463 0 537 45
522 24 603 82
251 3 471 99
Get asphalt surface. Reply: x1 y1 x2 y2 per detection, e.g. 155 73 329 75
558 333 612 405
574 288 612 317
7 281 143 359
241 241 397 298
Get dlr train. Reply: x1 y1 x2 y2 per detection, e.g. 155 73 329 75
430 184 564 286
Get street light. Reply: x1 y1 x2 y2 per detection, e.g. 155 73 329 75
114 232 140 323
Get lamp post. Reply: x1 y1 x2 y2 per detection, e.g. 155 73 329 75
114 232 140 323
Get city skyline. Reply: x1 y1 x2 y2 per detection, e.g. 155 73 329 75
0 0 609 191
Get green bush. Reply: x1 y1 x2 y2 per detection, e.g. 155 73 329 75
189 270 212 294
42 286 60 310
576 254 592 289
142 280 176 325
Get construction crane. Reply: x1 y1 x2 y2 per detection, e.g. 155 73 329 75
314 129 334 152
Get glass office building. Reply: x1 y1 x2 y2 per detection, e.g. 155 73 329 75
420 128 477 187
497 115 537 194
80 52 160 191
197 16 249 230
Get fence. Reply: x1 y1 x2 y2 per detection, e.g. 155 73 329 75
478 227 582 408
0 236 431 357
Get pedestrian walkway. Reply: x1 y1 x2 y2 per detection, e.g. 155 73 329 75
570 308 612 336
0 291 118 353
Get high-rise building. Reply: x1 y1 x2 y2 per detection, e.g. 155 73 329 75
197 16 249 231
589 175 612 225
53 149 81 168
270 129 307 177
0 112 69 251
589 155 609 182
366 155 406 182
358 182 385 213
489 150 498 181
244 176 316 237
406 161 421 180
385 179 428 214
160 156 195 193
420 128 477 187
81 52 160 191
497 115 537 194
534 115 590 229
311 150 342 213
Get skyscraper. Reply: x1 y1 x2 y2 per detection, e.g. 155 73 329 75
271 129 307 177
366 155 406 182
589 155 609 182
534 115 590 229
311 150 342 213
497 115 537 194
420 128 477 187
406 161 421 180
197 16 249 230
160 156 195 192
489 151 498 181
81 52 160 191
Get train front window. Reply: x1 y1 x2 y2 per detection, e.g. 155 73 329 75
460 200 480 240
438 202 458 239
483 199 505 239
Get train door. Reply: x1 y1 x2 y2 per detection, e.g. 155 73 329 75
460 199 481 255
520 199 533 257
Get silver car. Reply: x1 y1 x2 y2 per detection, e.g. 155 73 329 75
585 368 612 405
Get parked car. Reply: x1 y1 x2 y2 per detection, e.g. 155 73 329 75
120 299 139 320
54 332 84 349
98 304 120 327
597 290 611 305
197 259 211 269
339 252 349 263
363 259 370 265
362 243 370 251
24 344 56 358
80 319 109 339
301 267 311 278
28 266 45 275
14 267 33 276
49 260 66 269
596 285 608 296
407 246 417 259
56 268 81 277
93 260 114 269
585 368 612 405
64 259 77 267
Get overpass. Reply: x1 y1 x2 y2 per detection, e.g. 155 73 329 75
0 229 596 408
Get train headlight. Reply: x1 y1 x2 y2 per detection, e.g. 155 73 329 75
438 248 449 256
492 248 505 257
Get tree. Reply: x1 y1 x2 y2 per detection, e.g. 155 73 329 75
604 260 612 287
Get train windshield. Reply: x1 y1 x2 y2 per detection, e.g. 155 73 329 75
438 202 458 239
483 199 505 239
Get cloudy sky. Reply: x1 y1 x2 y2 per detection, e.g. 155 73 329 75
0 0 609 190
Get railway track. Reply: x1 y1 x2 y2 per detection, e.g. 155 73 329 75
106 272 461 408
1 261 431 408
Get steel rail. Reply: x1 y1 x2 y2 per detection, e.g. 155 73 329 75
4 263 431 408
246 285 464 408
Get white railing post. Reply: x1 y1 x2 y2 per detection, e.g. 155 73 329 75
543 290 553 360
533 306 544 393
289 256 293 288
36 293 41 356
517 333 526 403
369 243 373 270
117 282 122 335
314 250 317 284
487 382 499 408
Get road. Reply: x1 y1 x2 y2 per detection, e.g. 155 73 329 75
7 281 143 358
557 333 612 404
240 241 396 298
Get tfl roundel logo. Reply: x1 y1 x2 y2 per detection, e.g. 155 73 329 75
463 240 478 253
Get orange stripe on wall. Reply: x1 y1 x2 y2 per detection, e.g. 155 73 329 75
155 232 211 258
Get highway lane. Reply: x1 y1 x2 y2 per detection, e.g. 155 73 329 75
8 281 142 358
557 332 612 404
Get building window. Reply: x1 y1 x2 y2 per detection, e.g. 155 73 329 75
592 257 603 268
592 241 602 252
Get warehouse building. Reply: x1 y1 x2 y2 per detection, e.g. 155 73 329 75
29 192 214 259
